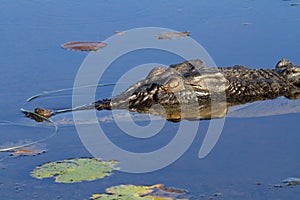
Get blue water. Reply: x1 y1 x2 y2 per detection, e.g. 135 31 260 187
1 1 300 199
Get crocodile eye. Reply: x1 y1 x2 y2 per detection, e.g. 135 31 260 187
161 77 184 93
169 80 179 88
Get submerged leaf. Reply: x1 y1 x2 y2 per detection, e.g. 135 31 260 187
155 32 190 40
10 143 47 157
61 41 107 51
91 184 188 199
31 158 119 183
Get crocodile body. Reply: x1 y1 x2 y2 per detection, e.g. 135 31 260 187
33 59 300 121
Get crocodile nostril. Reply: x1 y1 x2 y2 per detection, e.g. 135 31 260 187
161 85 168 91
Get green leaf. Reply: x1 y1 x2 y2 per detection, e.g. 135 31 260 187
91 194 145 200
106 184 156 196
31 158 119 183
91 184 188 200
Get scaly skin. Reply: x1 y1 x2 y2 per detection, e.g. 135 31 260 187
34 59 300 121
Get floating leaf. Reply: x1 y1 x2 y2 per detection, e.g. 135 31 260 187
106 184 162 196
0 138 53 153
155 32 190 40
61 41 107 51
31 158 119 183
91 184 188 199
115 31 126 35
282 177 300 186
92 193 146 200
144 196 173 200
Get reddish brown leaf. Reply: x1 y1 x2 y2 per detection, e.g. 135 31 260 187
61 41 107 51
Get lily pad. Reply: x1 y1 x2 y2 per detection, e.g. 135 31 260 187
91 194 146 200
91 184 188 199
31 158 119 183
61 41 107 51
106 184 163 196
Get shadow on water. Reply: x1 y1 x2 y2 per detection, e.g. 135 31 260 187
1 0 300 199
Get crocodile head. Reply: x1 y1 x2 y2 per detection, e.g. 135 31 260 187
32 58 300 122
109 60 229 121
276 58 300 99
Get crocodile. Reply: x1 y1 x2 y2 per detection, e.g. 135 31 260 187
31 58 300 122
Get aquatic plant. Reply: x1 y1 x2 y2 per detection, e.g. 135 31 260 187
91 184 188 199
31 158 119 183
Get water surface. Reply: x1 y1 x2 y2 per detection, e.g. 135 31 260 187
1 1 299 199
